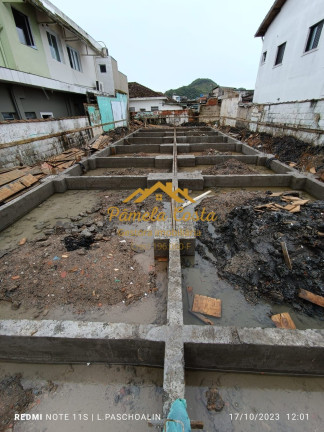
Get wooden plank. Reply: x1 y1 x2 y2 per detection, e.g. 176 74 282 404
280 242 292 270
298 289 324 308
0 169 26 187
187 287 213 325
192 294 221 318
0 181 25 203
271 312 296 329
20 174 38 187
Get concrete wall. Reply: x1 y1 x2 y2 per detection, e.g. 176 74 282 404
199 104 220 123
254 0 324 103
250 99 324 145
0 82 86 120
0 116 90 167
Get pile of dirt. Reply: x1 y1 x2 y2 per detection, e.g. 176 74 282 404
219 126 324 179
0 374 57 431
202 159 258 175
0 191 164 314
196 192 324 317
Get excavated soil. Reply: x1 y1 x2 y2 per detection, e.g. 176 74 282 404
98 167 170 175
0 192 164 315
196 192 324 318
0 374 56 432
219 126 324 179
201 159 258 175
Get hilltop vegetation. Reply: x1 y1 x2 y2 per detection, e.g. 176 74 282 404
165 78 217 99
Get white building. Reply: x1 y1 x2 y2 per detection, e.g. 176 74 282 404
128 82 182 113
253 0 324 104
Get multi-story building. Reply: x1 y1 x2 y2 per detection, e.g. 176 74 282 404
0 0 128 121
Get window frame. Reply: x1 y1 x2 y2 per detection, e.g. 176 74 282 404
40 112 53 119
261 51 267 64
46 30 63 63
274 42 286 66
151 106 159 111
67 45 82 72
1 112 18 121
304 19 324 53
12 7 36 49
99 64 107 73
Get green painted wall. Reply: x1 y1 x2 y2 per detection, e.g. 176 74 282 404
97 93 128 131
0 0 50 77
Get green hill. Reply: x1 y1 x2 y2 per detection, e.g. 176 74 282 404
165 78 217 99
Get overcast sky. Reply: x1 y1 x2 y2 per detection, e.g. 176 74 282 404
52 0 274 92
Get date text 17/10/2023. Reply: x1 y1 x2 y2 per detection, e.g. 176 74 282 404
229 413 309 421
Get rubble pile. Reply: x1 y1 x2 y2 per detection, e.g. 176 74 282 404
197 193 324 318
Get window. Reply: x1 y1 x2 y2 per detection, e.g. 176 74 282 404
1 112 18 121
261 51 267 64
47 31 61 62
140 108 146 112
151 106 159 111
25 112 37 119
40 112 53 119
274 42 286 65
129 107 135 112
12 8 35 47
99 64 106 73
305 20 324 52
67 46 81 71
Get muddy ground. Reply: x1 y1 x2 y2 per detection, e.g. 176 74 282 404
201 159 258 175
0 374 56 432
196 191 324 318
0 192 164 316
219 126 324 179
91 167 170 175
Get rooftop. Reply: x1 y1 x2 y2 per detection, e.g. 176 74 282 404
255 0 287 37
128 82 165 98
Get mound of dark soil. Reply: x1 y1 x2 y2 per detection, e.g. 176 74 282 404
202 159 258 175
197 196 324 318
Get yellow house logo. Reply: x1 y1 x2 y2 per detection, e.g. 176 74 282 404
123 182 195 204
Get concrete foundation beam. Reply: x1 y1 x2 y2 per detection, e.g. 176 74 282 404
65 176 148 189
95 157 155 168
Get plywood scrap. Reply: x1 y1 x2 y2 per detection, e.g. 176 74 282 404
0 181 25 203
0 169 27 187
271 312 296 329
280 241 292 270
187 287 214 325
298 289 324 308
20 174 38 187
192 294 222 318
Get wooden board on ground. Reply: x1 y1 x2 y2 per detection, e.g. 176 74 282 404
0 169 27 187
0 181 25 203
20 174 38 187
298 289 324 308
187 287 213 325
271 312 296 329
192 294 222 318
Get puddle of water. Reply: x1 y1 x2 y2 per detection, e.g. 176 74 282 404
183 188 322 329
0 191 102 251
185 370 324 432
178 165 274 174
189 187 315 201
0 362 163 432
182 246 324 329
